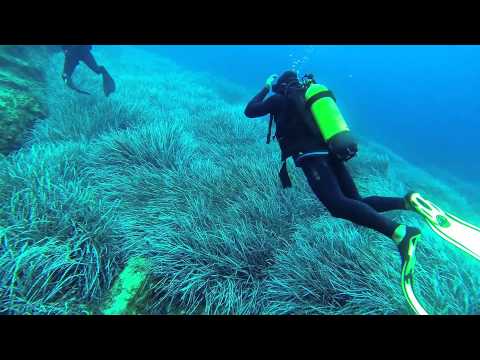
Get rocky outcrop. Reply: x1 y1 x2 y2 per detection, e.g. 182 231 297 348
100 257 151 315
0 45 50 154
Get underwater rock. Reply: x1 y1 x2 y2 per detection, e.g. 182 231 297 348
0 45 49 154
100 257 151 315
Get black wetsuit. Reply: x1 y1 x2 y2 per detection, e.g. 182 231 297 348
61 45 107 79
244 87 405 238
61 45 115 97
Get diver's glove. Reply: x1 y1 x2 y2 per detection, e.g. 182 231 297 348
328 131 358 161
265 74 278 91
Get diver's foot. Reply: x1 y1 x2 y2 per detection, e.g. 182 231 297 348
398 226 422 271
404 191 419 211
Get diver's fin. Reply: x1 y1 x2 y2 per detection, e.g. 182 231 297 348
102 70 116 97
397 227 421 267
397 227 428 315
401 264 428 315
408 193 480 261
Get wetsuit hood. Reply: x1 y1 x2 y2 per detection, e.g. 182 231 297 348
272 70 300 94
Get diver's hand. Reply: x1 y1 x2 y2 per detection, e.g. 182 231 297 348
265 74 278 91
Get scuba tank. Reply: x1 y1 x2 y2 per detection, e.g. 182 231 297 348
303 74 357 161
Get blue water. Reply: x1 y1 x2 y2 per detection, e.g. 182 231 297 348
137 45 480 186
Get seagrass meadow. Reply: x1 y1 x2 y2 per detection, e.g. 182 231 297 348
0 46 479 315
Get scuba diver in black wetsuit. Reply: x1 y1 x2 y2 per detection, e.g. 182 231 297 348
244 70 421 273
61 45 116 97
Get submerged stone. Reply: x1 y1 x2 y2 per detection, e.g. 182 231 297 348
0 45 49 154
100 257 151 315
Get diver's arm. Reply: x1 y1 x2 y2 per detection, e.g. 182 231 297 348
244 87 278 118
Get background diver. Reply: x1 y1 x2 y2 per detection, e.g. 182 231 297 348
61 45 116 97
244 70 422 282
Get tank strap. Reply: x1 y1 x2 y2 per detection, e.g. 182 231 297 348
305 90 336 109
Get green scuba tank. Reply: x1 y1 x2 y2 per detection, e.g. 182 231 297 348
305 84 349 142
305 83 357 161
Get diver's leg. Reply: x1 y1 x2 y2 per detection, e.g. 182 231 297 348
301 157 400 238
328 156 362 200
363 196 407 212
81 51 107 75
81 50 115 96
62 53 79 82
319 157 421 267
330 157 406 212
